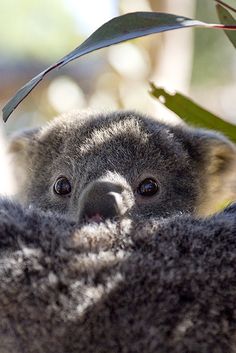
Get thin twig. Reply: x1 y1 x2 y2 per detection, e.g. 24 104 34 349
215 0 236 13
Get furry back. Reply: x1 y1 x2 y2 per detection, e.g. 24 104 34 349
0 199 236 352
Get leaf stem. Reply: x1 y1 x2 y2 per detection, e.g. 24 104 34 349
214 0 236 13
213 24 236 29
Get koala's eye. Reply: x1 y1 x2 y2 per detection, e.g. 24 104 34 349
137 178 159 197
53 177 71 196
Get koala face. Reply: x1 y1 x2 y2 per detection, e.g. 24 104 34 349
9 110 236 222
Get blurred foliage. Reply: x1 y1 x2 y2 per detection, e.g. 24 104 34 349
0 0 81 61
4 11 219 122
0 0 236 133
192 0 236 85
216 4 236 48
150 83 236 142
150 2 236 143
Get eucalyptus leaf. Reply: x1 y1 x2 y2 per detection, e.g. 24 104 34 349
150 83 236 143
216 4 236 48
2 11 236 122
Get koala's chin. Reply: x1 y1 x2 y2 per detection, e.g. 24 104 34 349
8 110 236 222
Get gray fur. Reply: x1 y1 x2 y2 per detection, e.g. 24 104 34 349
4 110 236 352
0 199 236 352
9 110 236 219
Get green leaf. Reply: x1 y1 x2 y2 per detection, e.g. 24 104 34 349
2 11 236 122
150 83 236 143
216 4 236 48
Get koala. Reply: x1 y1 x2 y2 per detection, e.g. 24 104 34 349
9 110 236 220
2 109 236 352
0 198 236 352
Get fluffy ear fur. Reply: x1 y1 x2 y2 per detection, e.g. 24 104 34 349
8 128 40 196
8 128 40 154
196 130 236 173
188 128 236 215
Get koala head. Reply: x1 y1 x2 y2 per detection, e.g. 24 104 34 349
9 110 236 222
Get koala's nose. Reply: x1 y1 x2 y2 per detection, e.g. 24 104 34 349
78 181 125 223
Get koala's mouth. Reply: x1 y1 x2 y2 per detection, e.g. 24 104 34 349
85 213 104 224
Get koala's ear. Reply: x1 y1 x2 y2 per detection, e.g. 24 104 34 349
8 128 40 181
195 130 236 175
187 128 236 215
8 128 41 200
8 128 40 155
